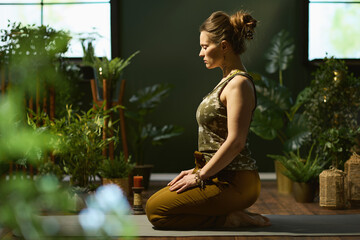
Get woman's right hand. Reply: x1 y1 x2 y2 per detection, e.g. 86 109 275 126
167 168 194 186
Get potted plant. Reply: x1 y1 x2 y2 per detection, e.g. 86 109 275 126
91 52 139 102
125 83 184 189
267 143 325 202
249 30 311 194
0 22 74 123
303 57 360 170
37 161 63 182
33 105 113 190
99 153 134 197
301 57 360 208
81 45 139 161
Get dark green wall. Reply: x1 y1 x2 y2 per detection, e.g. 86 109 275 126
116 0 310 173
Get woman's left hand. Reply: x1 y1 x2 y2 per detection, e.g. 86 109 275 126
169 173 197 193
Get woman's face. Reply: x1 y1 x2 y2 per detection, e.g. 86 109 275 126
199 31 223 69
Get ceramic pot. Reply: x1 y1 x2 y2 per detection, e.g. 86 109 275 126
275 160 293 195
103 177 130 197
293 181 316 203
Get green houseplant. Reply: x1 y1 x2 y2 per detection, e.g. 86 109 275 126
99 153 134 197
0 22 71 95
93 52 139 97
302 57 360 208
125 83 184 189
250 30 311 194
250 30 311 151
32 105 114 191
268 143 325 202
302 57 360 170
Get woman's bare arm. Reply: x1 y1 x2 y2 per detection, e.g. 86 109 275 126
199 75 255 179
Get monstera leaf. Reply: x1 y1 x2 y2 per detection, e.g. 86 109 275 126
250 108 283 140
251 75 293 141
128 83 172 120
141 124 184 146
283 114 311 152
255 76 293 112
265 30 295 75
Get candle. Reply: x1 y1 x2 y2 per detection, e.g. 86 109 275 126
133 176 143 188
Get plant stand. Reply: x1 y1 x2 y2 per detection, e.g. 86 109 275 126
90 75 129 162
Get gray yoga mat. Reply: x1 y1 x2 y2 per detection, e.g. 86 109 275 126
38 214 360 237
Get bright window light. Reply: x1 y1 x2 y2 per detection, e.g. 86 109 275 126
308 1 360 60
0 1 111 59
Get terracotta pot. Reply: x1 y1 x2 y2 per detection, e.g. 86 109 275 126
274 160 293 195
293 181 316 203
103 177 130 197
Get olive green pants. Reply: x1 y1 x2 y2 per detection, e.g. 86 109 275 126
145 170 261 229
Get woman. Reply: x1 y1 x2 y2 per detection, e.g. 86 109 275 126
145 10 270 229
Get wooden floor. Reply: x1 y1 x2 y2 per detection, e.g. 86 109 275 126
1 180 359 240
138 180 360 240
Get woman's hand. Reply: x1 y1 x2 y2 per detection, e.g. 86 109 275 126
168 172 198 193
168 168 194 186
168 168 195 191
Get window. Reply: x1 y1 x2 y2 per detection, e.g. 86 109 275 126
308 0 360 61
0 0 111 58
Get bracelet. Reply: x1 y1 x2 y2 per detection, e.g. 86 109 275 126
195 169 205 190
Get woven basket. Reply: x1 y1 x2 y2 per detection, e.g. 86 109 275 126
345 153 360 206
319 168 346 209
103 177 130 197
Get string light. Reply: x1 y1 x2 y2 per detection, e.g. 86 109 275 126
333 70 339 82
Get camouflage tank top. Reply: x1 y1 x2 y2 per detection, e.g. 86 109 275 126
196 70 257 171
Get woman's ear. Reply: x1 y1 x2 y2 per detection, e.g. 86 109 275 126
220 40 230 53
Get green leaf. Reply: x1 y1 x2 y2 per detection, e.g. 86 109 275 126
250 108 283 140
129 83 172 112
267 143 325 183
265 30 295 74
283 114 311 152
93 51 139 83
255 76 293 112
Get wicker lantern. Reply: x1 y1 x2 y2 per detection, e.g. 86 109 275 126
345 153 360 207
319 168 346 209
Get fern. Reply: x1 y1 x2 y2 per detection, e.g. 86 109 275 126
268 143 326 182
93 51 140 83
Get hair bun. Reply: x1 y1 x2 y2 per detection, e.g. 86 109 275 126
230 10 257 40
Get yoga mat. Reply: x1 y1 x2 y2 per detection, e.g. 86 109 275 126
38 214 360 237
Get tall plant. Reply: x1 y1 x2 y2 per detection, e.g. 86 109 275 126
29 105 116 190
0 22 71 93
125 83 184 165
303 57 360 169
265 30 295 86
250 30 310 152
